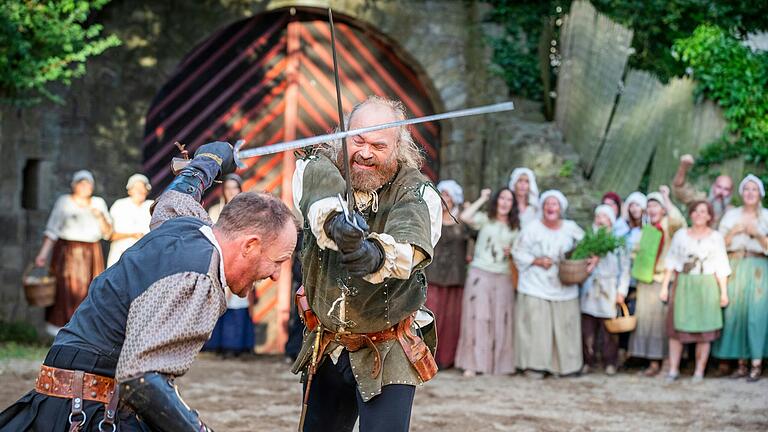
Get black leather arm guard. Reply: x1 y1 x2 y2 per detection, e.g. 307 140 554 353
120 372 213 432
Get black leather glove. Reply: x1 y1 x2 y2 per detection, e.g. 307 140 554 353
341 238 385 277
120 372 213 432
193 141 236 179
166 141 235 201
324 212 369 253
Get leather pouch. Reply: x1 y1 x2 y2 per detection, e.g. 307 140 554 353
294 285 319 332
396 316 438 382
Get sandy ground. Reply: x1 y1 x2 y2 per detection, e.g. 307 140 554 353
1 354 767 431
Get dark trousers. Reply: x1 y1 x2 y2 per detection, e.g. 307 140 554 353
581 314 619 367
302 350 415 432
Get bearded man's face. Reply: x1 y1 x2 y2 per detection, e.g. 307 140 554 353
338 103 400 192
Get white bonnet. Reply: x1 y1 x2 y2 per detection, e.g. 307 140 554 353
436 179 464 205
539 189 568 214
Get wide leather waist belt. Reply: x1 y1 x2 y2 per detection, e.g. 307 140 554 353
35 365 116 405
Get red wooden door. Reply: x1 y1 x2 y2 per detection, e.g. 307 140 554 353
142 8 440 353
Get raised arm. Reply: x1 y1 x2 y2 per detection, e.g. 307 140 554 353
460 188 491 225
150 141 236 229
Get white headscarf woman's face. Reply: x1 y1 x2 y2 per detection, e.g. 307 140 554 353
646 200 665 224
542 196 562 223
741 180 762 207
72 180 94 198
514 174 530 198
628 202 644 221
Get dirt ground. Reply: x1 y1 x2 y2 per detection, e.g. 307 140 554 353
1 354 767 431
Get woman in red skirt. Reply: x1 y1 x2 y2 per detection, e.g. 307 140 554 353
425 180 470 369
34 170 112 336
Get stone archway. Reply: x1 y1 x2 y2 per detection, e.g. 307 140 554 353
141 7 442 353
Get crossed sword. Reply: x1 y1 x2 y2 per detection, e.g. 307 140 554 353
169 10 514 429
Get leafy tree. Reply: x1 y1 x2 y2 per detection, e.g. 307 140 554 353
0 0 120 105
487 0 768 100
674 24 768 187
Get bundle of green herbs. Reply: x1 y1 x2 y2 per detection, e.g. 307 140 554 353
569 227 625 260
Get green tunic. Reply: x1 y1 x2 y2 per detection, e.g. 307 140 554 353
293 155 436 401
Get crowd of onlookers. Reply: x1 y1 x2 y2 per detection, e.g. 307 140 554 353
34 153 767 384
428 155 767 383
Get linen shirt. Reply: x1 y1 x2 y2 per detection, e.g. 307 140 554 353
718 207 768 255
513 219 585 301
580 246 631 318
53 190 228 382
107 197 154 267
665 229 731 277
466 212 519 275
44 195 111 242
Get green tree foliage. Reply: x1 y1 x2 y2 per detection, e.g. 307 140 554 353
486 1 558 100
0 0 120 105
673 24 768 186
487 0 768 100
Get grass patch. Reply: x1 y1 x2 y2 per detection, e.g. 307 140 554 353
0 342 48 361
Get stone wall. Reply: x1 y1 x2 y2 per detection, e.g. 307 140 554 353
0 0 598 331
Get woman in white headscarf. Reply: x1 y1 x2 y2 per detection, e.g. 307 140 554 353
425 180 470 369
107 174 154 267
580 205 630 375
34 170 112 336
509 168 539 228
628 186 686 377
713 174 768 381
622 192 647 252
512 190 587 377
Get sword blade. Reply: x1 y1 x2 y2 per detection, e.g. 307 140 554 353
237 101 515 159
328 8 355 217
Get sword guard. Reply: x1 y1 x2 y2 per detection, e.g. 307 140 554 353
337 193 364 233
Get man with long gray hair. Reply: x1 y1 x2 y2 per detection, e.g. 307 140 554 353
673 153 734 223
292 96 442 431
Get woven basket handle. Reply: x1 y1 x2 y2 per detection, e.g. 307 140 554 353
617 302 630 318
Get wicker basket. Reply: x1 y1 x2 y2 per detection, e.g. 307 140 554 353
23 264 56 307
558 258 590 285
604 302 637 334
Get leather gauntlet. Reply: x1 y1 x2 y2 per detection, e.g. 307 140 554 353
120 372 213 432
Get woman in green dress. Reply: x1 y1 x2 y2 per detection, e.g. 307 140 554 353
660 200 730 383
713 174 768 382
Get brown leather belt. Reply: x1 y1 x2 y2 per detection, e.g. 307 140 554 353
728 251 766 259
320 324 400 378
35 365 116 404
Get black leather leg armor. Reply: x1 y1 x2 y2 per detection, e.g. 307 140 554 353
120 372 212 432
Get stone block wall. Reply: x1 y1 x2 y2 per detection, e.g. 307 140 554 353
0 0 599 331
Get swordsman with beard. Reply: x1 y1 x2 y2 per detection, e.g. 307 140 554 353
292 95 443 432
0 142 297 431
